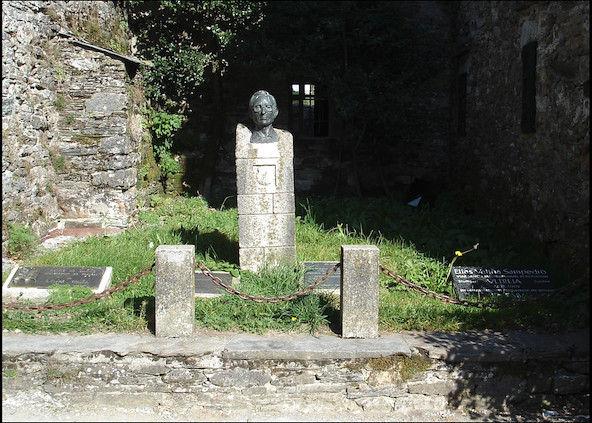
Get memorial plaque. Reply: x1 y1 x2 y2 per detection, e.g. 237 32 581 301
303 261 341 292
2 265 112 301
451 266 554 300
195 271 236 297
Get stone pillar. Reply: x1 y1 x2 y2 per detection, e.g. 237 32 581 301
235 123 296 272
155 245 195 337
340 245 380 338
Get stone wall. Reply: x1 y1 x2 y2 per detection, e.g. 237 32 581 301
447 1 590 275
185 1 453 199
2 1 145 248
2 332 589 418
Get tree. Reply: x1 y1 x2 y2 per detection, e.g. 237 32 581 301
125 0 264 195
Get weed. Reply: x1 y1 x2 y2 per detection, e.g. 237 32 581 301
51 155 66 172
6 223 39 259
3 369 17 378
347 353 431 382
54 95 67 110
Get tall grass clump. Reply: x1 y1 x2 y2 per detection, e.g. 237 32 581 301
195 264 332 334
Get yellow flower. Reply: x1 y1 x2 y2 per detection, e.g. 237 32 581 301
291 317 297 321
455 251 463 257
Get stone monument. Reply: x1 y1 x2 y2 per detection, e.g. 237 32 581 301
236 90 296 272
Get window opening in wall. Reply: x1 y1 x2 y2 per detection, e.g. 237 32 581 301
458 72 467 136
521 41 537 134
290 83 329 137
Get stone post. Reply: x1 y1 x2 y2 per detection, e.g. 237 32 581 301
340 245 380 338
235 123 296 272
155 245 195 337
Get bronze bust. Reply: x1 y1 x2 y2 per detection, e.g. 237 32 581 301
248 90 279 143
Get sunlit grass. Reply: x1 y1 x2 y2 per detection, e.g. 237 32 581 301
2 193 588 334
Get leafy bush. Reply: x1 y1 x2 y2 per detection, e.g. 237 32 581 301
142 108 184 177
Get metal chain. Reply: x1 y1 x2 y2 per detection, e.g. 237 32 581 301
197 262 340 303
2 263 155 312
379 263 580 309
3 260 580 312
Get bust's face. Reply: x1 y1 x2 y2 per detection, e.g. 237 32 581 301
249 95 278 129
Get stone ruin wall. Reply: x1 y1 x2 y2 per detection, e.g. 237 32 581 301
2 0 144 249
2 1 589 277
448 1 590 276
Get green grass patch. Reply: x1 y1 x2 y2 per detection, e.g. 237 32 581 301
2 193 588 335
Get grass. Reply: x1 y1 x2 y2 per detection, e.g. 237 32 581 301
2 193 589 334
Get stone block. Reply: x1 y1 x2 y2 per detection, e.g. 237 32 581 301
273 193 295 213
407 378 461 396
209 368 271 387
239 246 297 272
553 372 588 394
235 124 293 160
155 245 195 337
85 92 127 115
340 245 380 338
394 395 447 413
237 193 274 214
238 213 295 248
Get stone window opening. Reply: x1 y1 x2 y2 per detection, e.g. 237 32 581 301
289 82 329 138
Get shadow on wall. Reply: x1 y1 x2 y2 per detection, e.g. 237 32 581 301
405 330 590 418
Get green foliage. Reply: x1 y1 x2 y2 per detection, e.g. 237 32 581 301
195 264 330 333
54 94 67 110
2 195 586 335
142 108 184 177
126 0 263 108
6 223 39 259
47 284 93 304
49 150 66 172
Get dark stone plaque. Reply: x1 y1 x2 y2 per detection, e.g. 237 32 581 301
451 266 554 299
195 271 234 295
303 261 341 291
6 266 111 291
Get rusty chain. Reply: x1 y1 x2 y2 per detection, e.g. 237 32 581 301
196 262 340 303
2 263 155 312
3 260 580 312
379 263 580 309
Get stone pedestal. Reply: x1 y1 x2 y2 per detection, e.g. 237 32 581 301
155 245 195 337
340 245 380 338
235 123 296 272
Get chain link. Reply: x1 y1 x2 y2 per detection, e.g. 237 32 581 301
379 264 580 309
3 260 581 312
197 262 340 303
2 263 155 312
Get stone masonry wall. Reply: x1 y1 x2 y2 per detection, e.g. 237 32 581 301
2 1 143 248
2 338 588 417
448 1 590 275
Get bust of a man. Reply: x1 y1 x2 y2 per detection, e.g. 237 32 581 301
248 90 279 143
